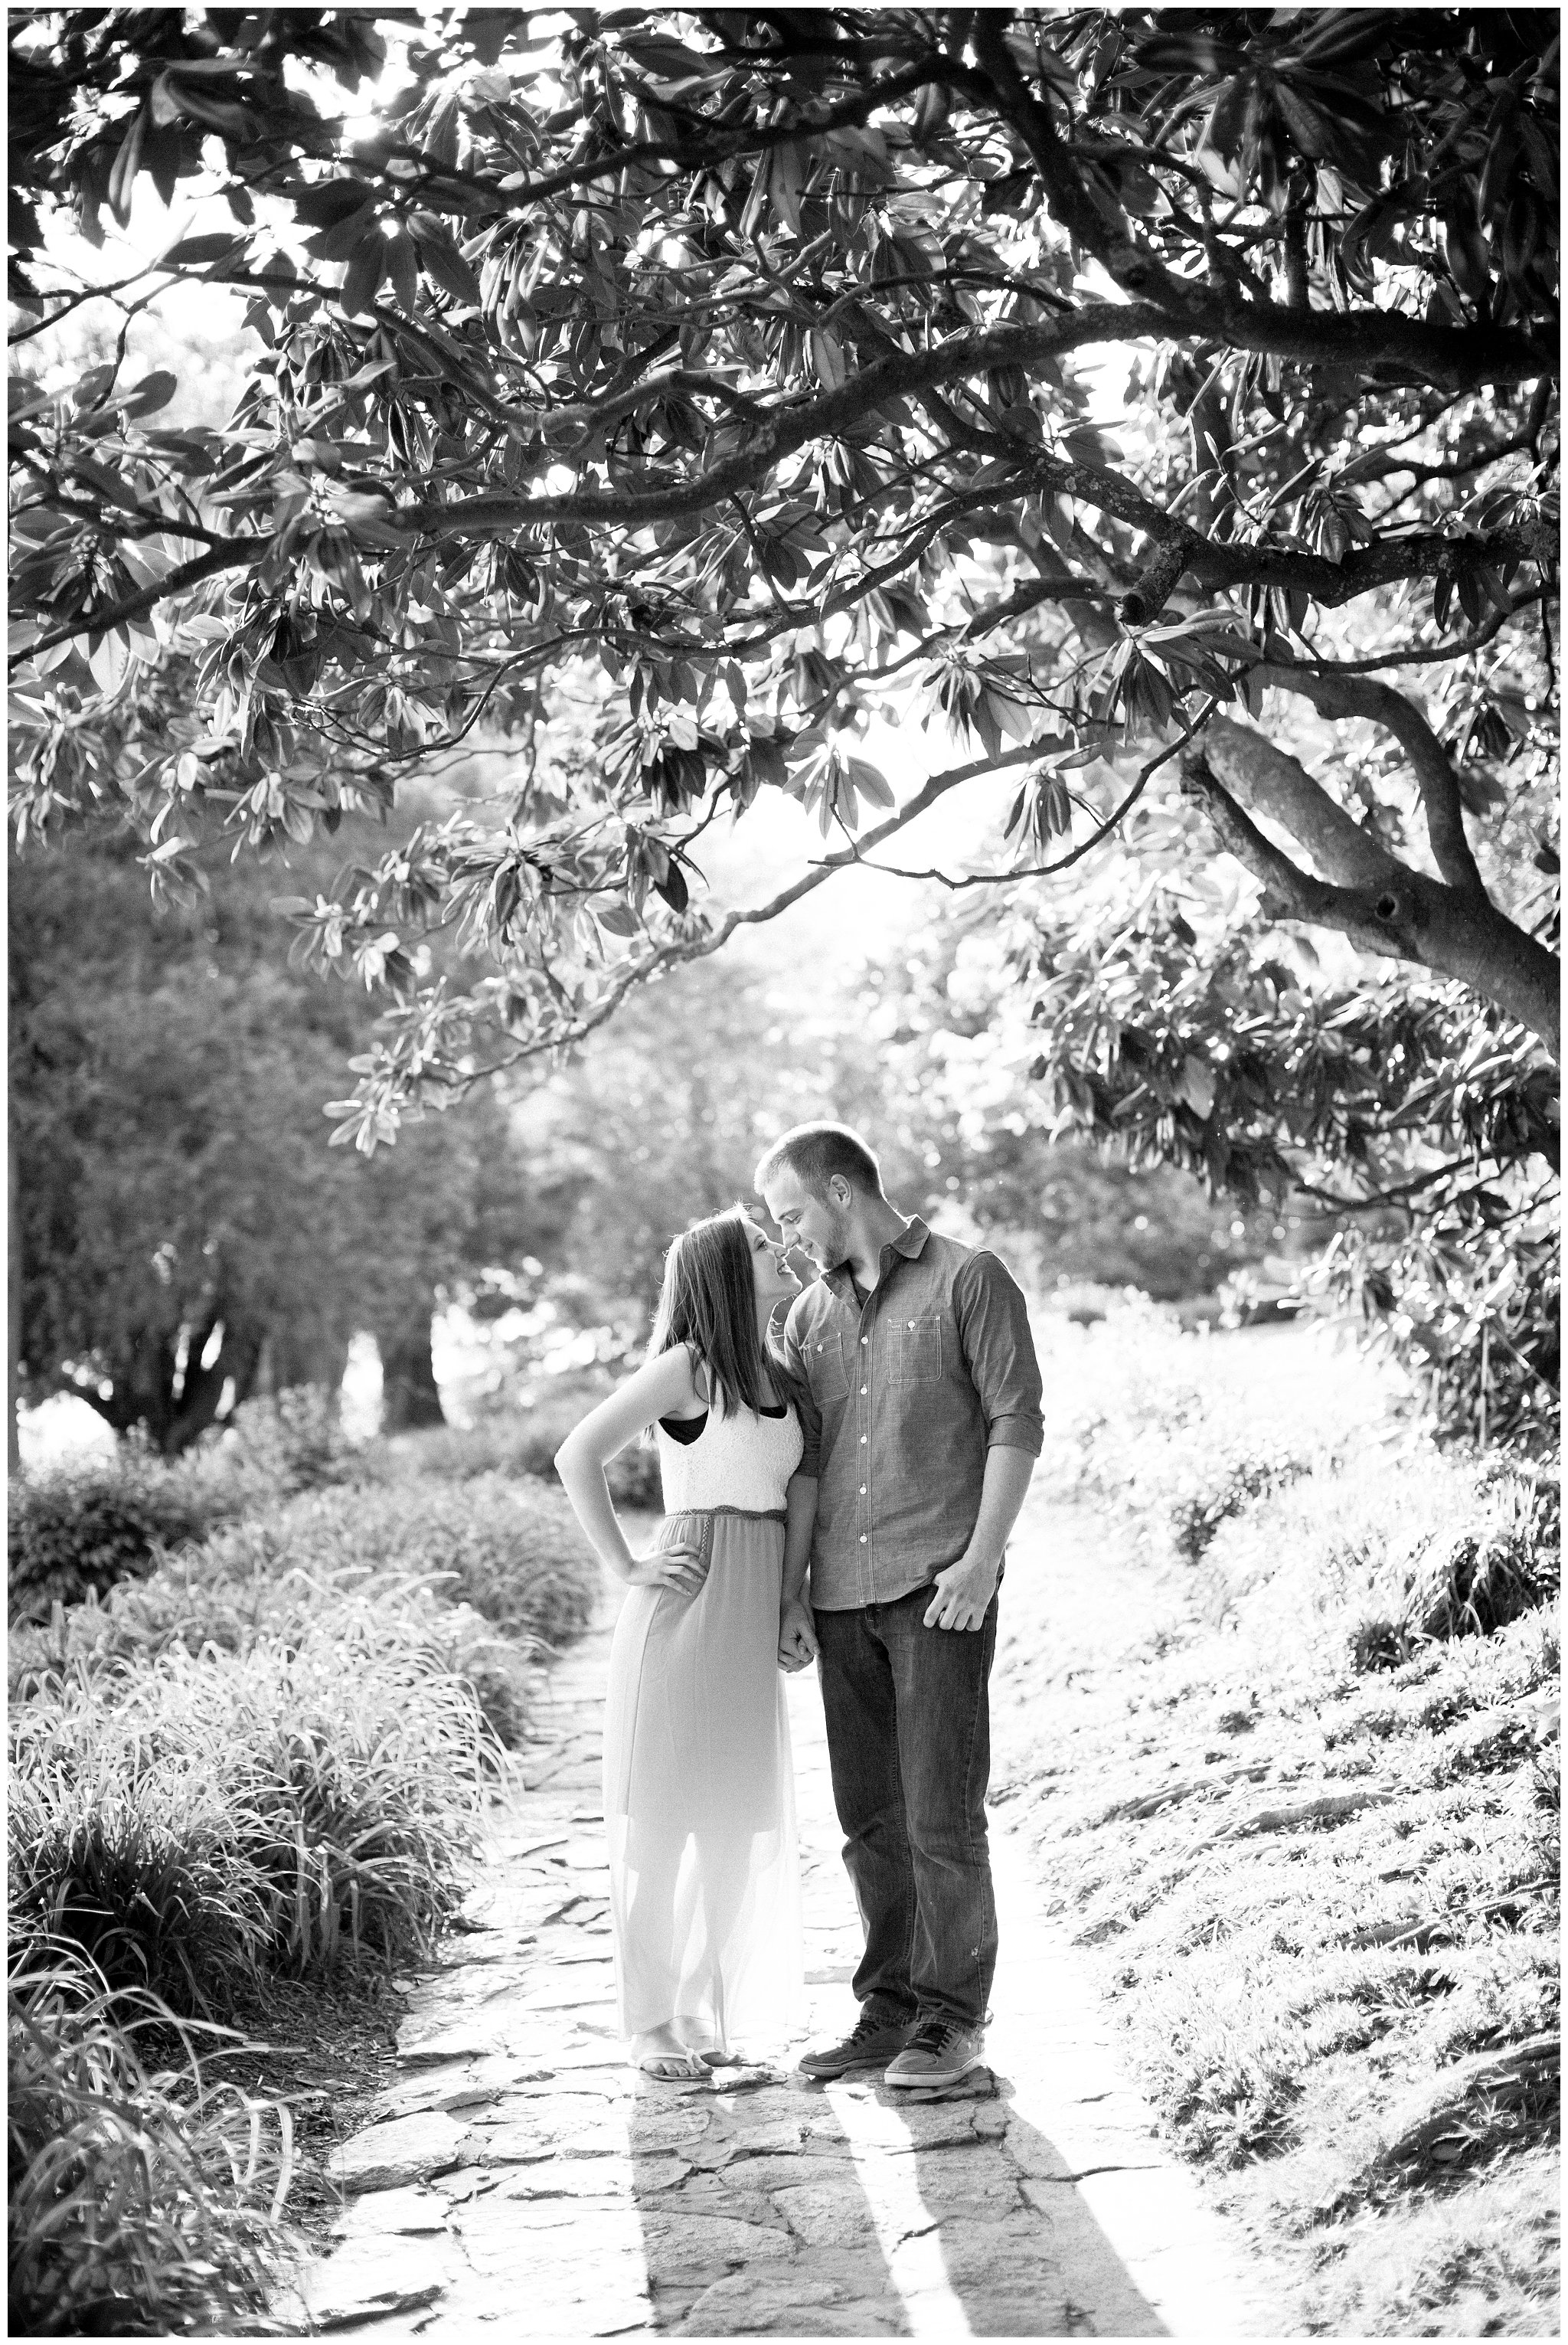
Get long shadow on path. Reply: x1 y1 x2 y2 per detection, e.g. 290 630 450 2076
628 2062 1169 2338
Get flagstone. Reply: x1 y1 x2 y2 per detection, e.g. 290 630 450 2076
673 2269 876 2335
325 2111 472 2194
301 2232 462 2329
636 2209 801 2271
332 2185 450 2239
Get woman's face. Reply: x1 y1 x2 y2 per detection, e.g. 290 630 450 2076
740 1214 801 1307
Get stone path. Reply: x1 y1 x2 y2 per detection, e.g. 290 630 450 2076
286 1562 1276 2338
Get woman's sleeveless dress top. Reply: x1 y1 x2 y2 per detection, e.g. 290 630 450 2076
654 1397 802 1515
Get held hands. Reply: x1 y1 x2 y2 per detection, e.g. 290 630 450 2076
923 1550 999 1633
777 1597 818 1673
622 1540 707 1598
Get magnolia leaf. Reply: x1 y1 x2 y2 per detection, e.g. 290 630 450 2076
162 231 246 267
596 899 643 937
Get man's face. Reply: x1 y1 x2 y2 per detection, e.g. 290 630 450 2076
762 1166 851 1273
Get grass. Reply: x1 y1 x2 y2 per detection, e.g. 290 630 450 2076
999 1310 1560 2337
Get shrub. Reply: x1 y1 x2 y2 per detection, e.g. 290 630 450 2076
1168 1444 1307 1565
8 1947 290 2337
231 1383 349 1484
8 1450 214 1624
1194 1448 1560 1669
1392 1464 1560 1645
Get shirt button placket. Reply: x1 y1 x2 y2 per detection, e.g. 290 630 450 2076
859 1316 872 1601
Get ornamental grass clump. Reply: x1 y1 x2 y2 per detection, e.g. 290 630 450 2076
11 1604 492 2010
8 1542 538 1751
8 1744 274 2013
246 1473 599 1650
8 1946 292 2337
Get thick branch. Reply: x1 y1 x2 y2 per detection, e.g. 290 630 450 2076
1255 663 1488 898
1184 747 1562 1058
1204 715 1402 890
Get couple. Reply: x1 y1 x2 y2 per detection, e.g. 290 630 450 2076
554 1122 1043 2088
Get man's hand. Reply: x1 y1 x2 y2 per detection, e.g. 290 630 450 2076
778 1596 818 1672
923 1551 1000 1632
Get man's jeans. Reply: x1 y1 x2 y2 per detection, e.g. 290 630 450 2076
814 1586 998 2033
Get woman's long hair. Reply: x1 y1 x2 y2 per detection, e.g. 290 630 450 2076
648 1207 803 1421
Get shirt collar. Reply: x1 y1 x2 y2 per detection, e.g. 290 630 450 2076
824 1215 929 1293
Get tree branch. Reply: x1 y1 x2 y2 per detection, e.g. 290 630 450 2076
10 541 260 670
965 21 1557 392
1183 745 1562 1057
1255 663 1489 898
840 696 1220 889
1285 591 1545 675
452 738 1050 1081
1204 715 1401 891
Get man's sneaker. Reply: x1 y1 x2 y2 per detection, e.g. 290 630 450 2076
798 2010 914 2080
884 2016 986 2090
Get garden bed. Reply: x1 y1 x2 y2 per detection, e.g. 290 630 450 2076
8 1401 600 2334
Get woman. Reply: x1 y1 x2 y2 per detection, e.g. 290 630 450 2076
554 1207 816 2080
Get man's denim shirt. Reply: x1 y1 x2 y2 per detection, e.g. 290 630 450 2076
780 1217 1044 1611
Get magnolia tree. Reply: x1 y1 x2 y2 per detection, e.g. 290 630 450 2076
8 7 1560 1435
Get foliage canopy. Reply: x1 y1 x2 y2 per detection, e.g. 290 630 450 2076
10 8 1559 1076
7 6 1560 1443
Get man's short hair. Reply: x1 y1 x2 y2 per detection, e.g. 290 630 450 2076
755 1121 884 1202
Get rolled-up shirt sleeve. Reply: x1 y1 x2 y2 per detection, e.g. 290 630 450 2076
954 1252 1044 1456
780 1303 822 1478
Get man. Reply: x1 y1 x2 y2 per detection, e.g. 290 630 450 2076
757 1121 1043 2090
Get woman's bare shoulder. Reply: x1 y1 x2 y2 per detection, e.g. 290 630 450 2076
654 1341 707 1418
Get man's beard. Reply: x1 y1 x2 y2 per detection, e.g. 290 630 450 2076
819 1205 852 1267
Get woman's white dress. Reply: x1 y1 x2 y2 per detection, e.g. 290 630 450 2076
602 1395 805 2054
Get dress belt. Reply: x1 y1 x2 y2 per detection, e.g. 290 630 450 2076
665 1504 788 1523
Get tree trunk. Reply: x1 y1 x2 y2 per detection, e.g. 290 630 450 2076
165 1320 266 1455
378 1317 446 1432
256 1329 351 1397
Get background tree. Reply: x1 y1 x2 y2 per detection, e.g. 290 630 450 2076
10 819 543 1449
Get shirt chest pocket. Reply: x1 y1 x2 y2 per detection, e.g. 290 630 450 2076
890 1314 942 1384
806 1336 851 1402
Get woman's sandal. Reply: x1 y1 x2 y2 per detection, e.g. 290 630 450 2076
636 2050 708 2080
633 2031 709 2080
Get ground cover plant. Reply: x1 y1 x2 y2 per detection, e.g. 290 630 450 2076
1001 1313 1560 2335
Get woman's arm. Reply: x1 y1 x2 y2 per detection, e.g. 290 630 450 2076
554 1347 704 1592
778 1471 819 1671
